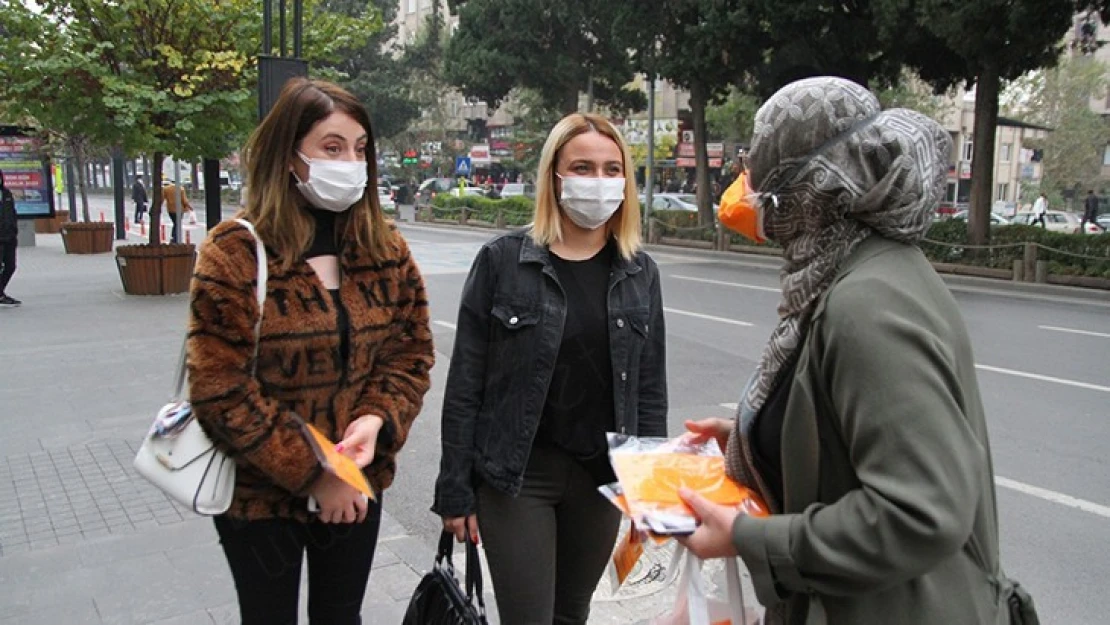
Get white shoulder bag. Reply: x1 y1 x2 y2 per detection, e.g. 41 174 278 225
133 219 267 515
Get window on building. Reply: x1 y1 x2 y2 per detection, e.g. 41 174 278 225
996 183 1009 201
420 0 432 8
1000 143 1012 163
1103 144 1110 166
407 0 417 13
963 140 974 162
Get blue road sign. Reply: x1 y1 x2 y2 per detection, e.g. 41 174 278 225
455 156 472 177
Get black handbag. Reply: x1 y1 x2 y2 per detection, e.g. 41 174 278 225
403 529 488 625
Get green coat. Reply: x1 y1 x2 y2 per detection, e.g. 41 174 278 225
731 237 1014 625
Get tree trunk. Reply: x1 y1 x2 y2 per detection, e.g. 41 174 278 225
190 160 200 194
74 144 90 222
149 152 165 245
970 64 1000 247
691 83 714 227
562 87 579 116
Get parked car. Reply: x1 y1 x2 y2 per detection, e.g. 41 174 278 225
450 186 486 198
377 185 396 211
1011 210 1101 234
950 209 1011 226
1097 214 1110 231
499 182 535 199
639 193 718 212
415 177 458 206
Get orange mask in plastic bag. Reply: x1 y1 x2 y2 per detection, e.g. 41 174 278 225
717 172 767 244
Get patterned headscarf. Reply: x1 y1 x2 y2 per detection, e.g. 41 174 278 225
726 77 952 500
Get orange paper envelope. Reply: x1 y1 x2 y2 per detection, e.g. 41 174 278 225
303 422 375 500
612 452 767 517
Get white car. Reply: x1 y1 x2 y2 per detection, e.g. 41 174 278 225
640 193 718 212
1011 210 1101 234
450 186 486 198
377 185 396 211
499 182 535 199
950 209 1011 226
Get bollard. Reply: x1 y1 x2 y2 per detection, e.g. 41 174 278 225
459 206 468 226
1012 259 1024 282
1035 260 1048 283
161 224 167 241
99 211 105 222
495 209 505 229
1023 243 1037 283
186 230 191 244
141 221 146 236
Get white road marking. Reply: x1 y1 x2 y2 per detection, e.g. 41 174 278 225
995 477 1110 519
974 364 1110 393
433 320 457 330
1038 325 1110 339
719 402 738 411
669 274 780 293
716 404 1110 518
664 307 754 327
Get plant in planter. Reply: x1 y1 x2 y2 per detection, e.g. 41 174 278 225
34 210 70 234
60 221 114 254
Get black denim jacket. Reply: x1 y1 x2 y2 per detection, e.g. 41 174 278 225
433 231 668 517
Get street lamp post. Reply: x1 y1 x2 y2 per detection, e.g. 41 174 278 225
645 76 656 241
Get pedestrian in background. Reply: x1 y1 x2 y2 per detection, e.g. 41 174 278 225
1031 191 1048 228
434 112 668 624
681 77 1036 624
1082 189 1102 233
131 177 148 225
187 78 434 625
161 180 191 242
0 170 20 308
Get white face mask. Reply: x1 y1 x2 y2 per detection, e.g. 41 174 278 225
557 174 625 230
293 152 368 212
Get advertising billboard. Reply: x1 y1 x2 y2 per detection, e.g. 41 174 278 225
0 127 55 219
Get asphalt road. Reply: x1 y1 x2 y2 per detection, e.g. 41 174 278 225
390 222 1110 624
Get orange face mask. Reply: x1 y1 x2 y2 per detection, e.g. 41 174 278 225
717 171 767 243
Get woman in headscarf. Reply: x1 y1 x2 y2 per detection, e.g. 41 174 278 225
679 77 1037 624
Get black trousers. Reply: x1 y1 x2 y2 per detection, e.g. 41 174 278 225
477 446 622 625
213 499 382 625
134 201 146 224
0 241 15 295
167 210 180 242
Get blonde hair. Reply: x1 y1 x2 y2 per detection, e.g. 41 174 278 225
530 113 642 259
240 78 390 271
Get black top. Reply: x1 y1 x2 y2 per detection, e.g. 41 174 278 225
536 241 616 484
304 208 339 259
750 351 803 508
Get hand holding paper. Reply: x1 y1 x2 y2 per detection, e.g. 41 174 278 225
303 422 375 500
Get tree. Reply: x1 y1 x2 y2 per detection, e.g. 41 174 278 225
887 0 1078 246
617 1 763 225
705 88 760 145
0 0 377 243
444 0 645 115
323 0 417 141
1006 57 1110 205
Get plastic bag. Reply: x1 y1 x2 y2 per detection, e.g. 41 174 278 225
652 547 760 625
607 433 768 536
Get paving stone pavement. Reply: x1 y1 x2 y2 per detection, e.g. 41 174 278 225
0 227 756 624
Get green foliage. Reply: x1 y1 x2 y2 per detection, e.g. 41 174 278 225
705 89 760 145
1006 57 1110 198
323 0 419 140
430 194 534 226
444 0 645 114
921 221 1110 276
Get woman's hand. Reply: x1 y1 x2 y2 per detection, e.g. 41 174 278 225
442 515 480 544
337 415 385 468
676 488 741 559
684 417 733 454
310 472 369 524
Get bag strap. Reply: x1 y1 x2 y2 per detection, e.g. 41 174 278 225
171 218 268 400
463 526 487 617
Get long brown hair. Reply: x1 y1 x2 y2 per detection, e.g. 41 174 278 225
241 78 389 270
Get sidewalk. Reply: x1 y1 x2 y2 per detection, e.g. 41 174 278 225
0 231 700 624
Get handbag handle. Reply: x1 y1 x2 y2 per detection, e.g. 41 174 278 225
171 218 267 400
434 529 487 617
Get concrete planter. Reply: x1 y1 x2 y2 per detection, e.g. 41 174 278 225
115 243 196 295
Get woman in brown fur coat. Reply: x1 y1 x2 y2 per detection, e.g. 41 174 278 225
187 78 434 625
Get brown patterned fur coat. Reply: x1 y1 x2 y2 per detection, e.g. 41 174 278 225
186 219 434 521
